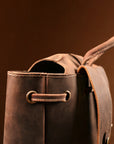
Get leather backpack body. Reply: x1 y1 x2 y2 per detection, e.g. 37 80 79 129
3 37 114 144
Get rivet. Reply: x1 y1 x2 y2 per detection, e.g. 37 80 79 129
26 90 37 104
65 90 71 101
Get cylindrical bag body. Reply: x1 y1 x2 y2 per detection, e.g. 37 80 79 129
3 54 99 144
3 54 87 144
4 71 77 144
3 37 114 144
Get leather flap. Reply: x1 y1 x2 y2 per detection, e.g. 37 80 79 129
78 65 112 144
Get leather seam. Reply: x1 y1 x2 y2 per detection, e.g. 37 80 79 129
8 74 76 78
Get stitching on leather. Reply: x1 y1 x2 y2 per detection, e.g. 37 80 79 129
45 73 48 144
8 73 76 78
43 76 45 144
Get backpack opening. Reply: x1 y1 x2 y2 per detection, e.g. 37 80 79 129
29 60 65 73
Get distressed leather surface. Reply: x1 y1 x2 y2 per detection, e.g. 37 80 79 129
3 36 114 144
3 72 45 144
77 65 112 144
3 53 112 144
3 54 83 144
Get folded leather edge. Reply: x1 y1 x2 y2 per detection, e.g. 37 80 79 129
77 65 112 144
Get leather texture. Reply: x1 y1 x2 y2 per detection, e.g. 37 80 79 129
3 54 81 144
3 37 113 144
77 65 112 144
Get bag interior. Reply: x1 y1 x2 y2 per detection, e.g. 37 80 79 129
29 60 65 73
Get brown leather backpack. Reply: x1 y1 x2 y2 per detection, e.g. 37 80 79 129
3 37 114 144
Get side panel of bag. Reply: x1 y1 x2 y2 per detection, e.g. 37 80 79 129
3 71 81 144
44 74 77 144
3 72 45 144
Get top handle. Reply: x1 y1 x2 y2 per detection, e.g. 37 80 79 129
82 36 114 66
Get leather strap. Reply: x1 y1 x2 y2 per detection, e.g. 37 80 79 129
81 37 114 143
82 37 114 65
26 90 71 103
77 65 112 144
74 37 113 144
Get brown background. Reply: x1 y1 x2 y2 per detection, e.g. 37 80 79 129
0 0 114 143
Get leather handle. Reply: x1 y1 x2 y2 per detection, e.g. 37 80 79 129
26 90 71 104
82 36 114 65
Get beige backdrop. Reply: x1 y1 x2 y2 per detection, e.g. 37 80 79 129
0 0 114 143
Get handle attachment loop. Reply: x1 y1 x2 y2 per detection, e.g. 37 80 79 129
26 90 71 104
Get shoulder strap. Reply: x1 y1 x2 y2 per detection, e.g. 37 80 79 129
78 37 114 144
77 65 112 144
82 37 114 66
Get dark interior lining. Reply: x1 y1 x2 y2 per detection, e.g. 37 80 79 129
29 60 65 73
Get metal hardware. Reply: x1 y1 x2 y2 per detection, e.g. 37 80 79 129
65 90 71 101
26 90 37 104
